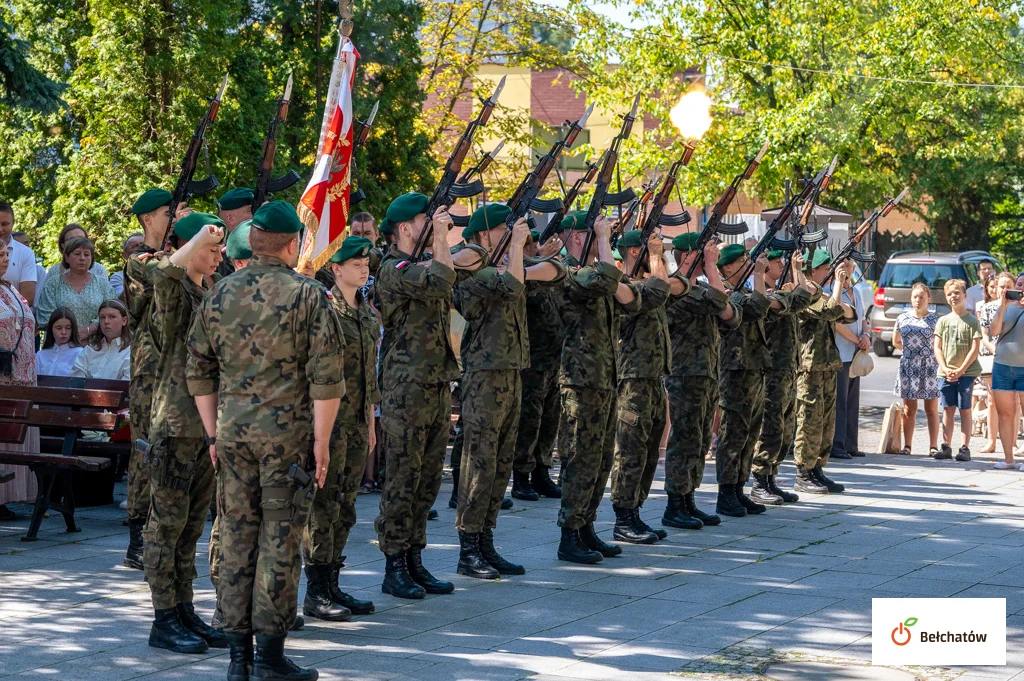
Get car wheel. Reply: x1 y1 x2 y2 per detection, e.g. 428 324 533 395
873 339 893 357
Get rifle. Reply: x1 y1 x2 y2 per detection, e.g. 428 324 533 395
535 154 602 245
163 74 229 246
684 140 769 278
627 145 697 278
411 76 506 260
610 164 662 250
350 100 379 206
822 187 909 287
578 93 643 266
487 105 593 266
252 75 301 211
448 138 506 229
776 175 827 286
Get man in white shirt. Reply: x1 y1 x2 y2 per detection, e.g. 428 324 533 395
965 259 997 314
0 203 37 303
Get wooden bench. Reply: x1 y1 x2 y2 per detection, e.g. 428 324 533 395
0 379 129 541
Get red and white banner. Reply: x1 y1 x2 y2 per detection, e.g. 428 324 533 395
298 33 359 270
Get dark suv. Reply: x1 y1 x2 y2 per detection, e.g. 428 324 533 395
868 250 1001 356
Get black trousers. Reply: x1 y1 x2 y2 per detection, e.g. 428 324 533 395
832 361 860 457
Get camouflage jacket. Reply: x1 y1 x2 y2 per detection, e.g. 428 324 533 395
186 255 346 443
797 290 857 372
719 290 773 372
332 285 381 425
151 260 210 439
618 276 672 379
560 260 641 390
765 285 817 374
666 281 740 379
524 257 566 372
124 245 163 378
376 245 459 387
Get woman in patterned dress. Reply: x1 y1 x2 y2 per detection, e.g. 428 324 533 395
893 282 939 455
0 244 39 518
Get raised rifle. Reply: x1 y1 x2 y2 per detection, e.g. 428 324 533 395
776 175 827 285
163 74 229 246
628 145 697 278
578 93 643 266
411 76 505 260
535 153 602 245
822 187 908 287
251 75 301 211
487 105 593 266
350 100 379 206
610 164 662 251
684 140 769 278
448 138 506 229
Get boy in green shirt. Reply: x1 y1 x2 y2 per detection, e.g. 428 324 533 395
933 278 982 461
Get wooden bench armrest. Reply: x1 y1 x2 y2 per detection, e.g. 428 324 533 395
0 451 112 472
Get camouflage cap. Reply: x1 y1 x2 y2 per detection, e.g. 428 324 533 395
766 249 785 261
671 232 700 252
174 212 225 242
252 200 303 234
131 189 172 215
809 249 832 269
463 203 511 240
381 192 430 234
716 243 746 267
560 210 589 232
217 187 254 211
225 220 252 260
620 229 643 249
329 236 374 264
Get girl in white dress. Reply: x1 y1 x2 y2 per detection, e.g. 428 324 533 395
35 307 84 377
71 299 131 380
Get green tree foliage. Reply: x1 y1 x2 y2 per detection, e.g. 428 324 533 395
0 16 63 113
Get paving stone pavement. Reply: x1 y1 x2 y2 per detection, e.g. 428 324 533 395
2 408 1024 680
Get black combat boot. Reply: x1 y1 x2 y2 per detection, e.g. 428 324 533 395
124 518 144 570
149 607 209 654
635 504 667 539
735 482 767 514
427 509 439 520
579 523 622 557
289 616 304 631
407 546 455 594
176 601 227 648
457 531 500 579
252 633 318 681
479 528 525 575
557 527 602 564
448 466 460 509
511 471 539 501
768 475 799 503
501 496 514 510
750 474 783 505
794 467 828 494
381 553 425 599
302 565 351 621
661 493 703 530
715 483 747 517
225 632 254 681
685 492 721 526
613 506 659 544
812 465 845 493
328 563 374 615
531 467 562 498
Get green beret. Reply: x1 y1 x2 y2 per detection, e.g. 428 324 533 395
612 248 622 262
252 200 303 234
329 236 374 264
381 192 430 234
174 212 225 242
766 249 785 261
218 188 254 211
132 189 172 215
529 230 540 244
463 203 511 240
225 220 252 260
717 243 747 268
620 230 643 249
559 210 589 232
809 249 832 269
672 232 700 252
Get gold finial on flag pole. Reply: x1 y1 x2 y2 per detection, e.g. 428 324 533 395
339 0 354 37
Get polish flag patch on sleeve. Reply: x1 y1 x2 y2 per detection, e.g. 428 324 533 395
395 260 410 270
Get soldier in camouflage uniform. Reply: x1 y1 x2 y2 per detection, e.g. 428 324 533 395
123 188 179 570
187 201 345 681
610 230 675 544
453 205 565 579
214 187 254 279
794 252 857 495
554 211 640 564
302 237 380 622
750 250 817 505
144 213 226 654
663 234 738 530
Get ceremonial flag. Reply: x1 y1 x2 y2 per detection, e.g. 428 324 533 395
297 32 359 270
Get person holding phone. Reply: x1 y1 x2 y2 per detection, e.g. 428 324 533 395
986 275 1024 469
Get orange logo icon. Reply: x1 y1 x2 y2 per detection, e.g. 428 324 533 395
891 617 917 646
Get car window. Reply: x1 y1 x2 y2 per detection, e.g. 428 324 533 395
879 263 966 289
961 260 1000 287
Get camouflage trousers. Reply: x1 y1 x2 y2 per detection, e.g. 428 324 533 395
664 376 717 496
752 369 797 477
716 369 766 486
142 436 214 610
127 372 155 522
513 367 559 475
557 386 616 530
794 370 837 470
455 370 522 533
304 421 370 565
375 381 451 556
216 439 313 635
609 378 666 509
